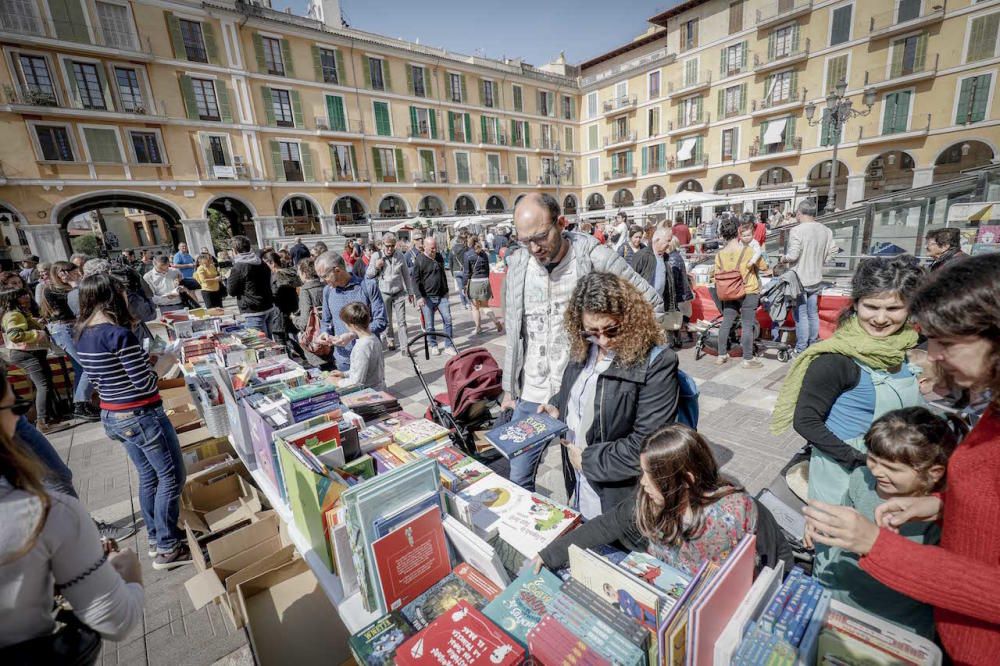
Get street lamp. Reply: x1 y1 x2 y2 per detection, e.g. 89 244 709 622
548 142 572 210
804 78 877 214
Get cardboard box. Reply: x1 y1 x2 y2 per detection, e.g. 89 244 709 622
181 465 261 534
157 377 187 390
167 403 203 432
180 432 235 463
237 558 351 665
184 513 296 629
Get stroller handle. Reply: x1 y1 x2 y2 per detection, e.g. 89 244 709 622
406 331 455 354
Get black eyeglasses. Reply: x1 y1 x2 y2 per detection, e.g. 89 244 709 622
0 398 33 416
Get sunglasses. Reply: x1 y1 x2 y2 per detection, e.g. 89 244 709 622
0 398 32 416
583 323 622 339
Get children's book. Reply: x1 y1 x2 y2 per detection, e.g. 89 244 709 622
481 568 563 647
348 611 416 666
395 601 525 666
483 412 567 459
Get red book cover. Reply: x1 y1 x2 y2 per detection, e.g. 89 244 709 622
453 563 502 601
287 421 341 450
396 601 525 666
372 507 452 612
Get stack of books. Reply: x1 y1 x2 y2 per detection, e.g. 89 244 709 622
392 418 452 451
342 389 402 421
414 440 492 491
279 381 341 423
180 338 215 364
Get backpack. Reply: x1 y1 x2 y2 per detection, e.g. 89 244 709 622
648 345 700 429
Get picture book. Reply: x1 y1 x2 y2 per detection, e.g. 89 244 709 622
687 534 756 666
392 419 452 450
817 600 942 666
349 611 416 666
567 544 666 633
372 507 452 613
396 601 525 666
372 492 443 539
618 551 691 607
286 420 341 451
559 578 650 648
452 562 503 601
483 412 567 460
442 515 510 589
547 587 647 666
527 615 612 666
482 568 563 647
400 571 491 631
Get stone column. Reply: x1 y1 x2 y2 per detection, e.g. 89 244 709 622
21 224 68 263
254 216 283 249
180 219 214 256
845 175 867 209
320 215 337 235
911 167 935 189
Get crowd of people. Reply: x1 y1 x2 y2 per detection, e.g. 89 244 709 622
0 190 998 665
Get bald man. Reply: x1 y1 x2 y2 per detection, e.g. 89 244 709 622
502 192 663 492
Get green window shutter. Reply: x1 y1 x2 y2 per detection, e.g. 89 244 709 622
281 39 295 77
362 57 371 89
883 93 897 133
479 80 486 105
695 137 704 159
382 61 392 91
785 117 796 148
425 68 433 97
968 14 1000 62
718 89 724 117
165 12 186 58
791 25 800 52
768 31 776 59
48 0 88 42
739 82 747 113
301 146 314 181
890 39 906 78
740 41 748 69
262 86 275 125
720 47 727 75
524 123 530 148
480 115 487 141
349 145 357 176
335 50 345 84
677 104 683 126
759 121 766 144
790 71 799 98
311 45 323 81
685 59 697 85
765 73 774 99
695 95 703 121
394 148 404 181
589 124 597 149
914 33 928 72
537 90 543 114
217 84 233 123
820 111 831 146
510 119 517 143
374 102 390 136
448 111 456 141
253 33 266 72
464 114 472 143
831 5 851 45
894 91 910 133
626 151 633 173
327 96 346 131
270 141 285 181
409 106 418 136
971 74 992 122
659 143 666 171
641 146 648 174
203 23 220 64
460 74 467 101
179 75 198 119
406 64 414 95
429 110 437 139
290 89 304 127
827 55 846 93
84 128 120 163
371 147 383 180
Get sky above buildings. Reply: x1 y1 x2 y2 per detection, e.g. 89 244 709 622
271 0 682 66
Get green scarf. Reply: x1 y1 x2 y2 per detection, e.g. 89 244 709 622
770 317 919 434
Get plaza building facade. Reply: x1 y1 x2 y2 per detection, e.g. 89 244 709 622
0 0 997 260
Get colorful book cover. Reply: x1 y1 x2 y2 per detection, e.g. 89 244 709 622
548 591 646 666
280 381 339 402
484 412 567 459
395 601 525 666
288 421 341 451
343 389 400 408
393 419 452 450
372 492 443 539
400 571 490 630
527 615 612 666
482 568 563 647
618 551 691 606
339 454 376 480
372 507 452 613
348 611 416 666
559 578 649 648
453 562 503 601
568 545 665 633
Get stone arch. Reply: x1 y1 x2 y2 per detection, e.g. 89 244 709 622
642 184 666 205
377 194 409 218
563 194 578 214
418 194 445 217
805 159 850 212
206 195 257 246
863 151 916 200
933 140 996 183
758 167 794 187
279 194 322 235
333 195 368 223
612 188 634 207
676 179 703 192
0 202 30 263
202 194 257 219
484 195 506 212
454 194 477 214
53 190 186 258
714 174 745 191
586 193 605 211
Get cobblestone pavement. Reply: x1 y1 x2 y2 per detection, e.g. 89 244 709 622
50 285 803 665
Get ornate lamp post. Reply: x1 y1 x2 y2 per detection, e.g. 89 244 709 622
547 142 572 210
804 78 877 214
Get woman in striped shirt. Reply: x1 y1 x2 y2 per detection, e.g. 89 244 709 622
74 274 190 570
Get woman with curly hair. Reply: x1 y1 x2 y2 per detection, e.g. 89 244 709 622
537 272 679 518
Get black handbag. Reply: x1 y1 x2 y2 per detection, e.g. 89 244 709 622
0 608 102 666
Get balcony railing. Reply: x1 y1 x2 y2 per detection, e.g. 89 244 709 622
751 89 803 113
756 0 813 29
668 112 710 133
0 13 153 55
481 172 509 185
857 114 931 145
198 164 252 180
604 169 637 181
749 136 803 159
480 131 508 146
604 131 637 147
753 38 810 73
602 95 637 114
667 71 712 97
412 170 448 183
408 123 440 140
863 53 939 89
581 47 670 87
324 168 368 182
537 175 558 185
315 116 363 133
868 2 946 40
668 155 708 172
3 85 168 116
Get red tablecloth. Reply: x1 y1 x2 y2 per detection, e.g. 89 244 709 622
690 285 849 339
488 270 505 309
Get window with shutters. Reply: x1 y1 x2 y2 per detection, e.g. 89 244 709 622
649 144 665 172
682 18 698 51
96 1 136 51
966 13 1000 62
319 48 339 84
773 25 794 57
512 85 523 111
455 152 470 183
724 43 745 76
541 124 553 149
955 73 992 124
825 54 848 94
612 150 630 175
279 141 303 181
71 61 106 109
483 80 496 107
487 154 501 183
34 124 74 161
768 71 793 103
83 127 121 163
412 107 433 138
129 130 162 164
179 19 207 63
562 95 573 119
539 90 554 116
369 57 385 90
261 37 284 76
893 34 922 76
373 101 391 136
512 120 528 147
722 127 737 160
729 1 743 33
564 126 573 151
588 156 600 184
830 4 852 46
272 88 294 127
589 124 598 150
648 107 660 135
648 71 661 99
897 0 920 23
412 65 426 97
587 91 598 118
330 144 354 179
204 135 227 166
516 155 528 184
16 54 56 104
113 67 144 112
681 96 701 125
881 90 911 134
418 148 435 180
722 85 743 117
450 73 463 102
613 116 628 141
2 0 44 35
819 109 842 146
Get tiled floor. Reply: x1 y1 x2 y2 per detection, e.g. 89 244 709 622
48 284 803 664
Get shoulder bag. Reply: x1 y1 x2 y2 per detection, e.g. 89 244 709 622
714 246 749 302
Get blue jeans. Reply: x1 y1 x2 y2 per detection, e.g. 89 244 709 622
507 400 553 492
454 273 470 307
102 406 185 553
17 415 77 498
421 296 456 350
794 287 821 352
243 311 272 337
48 321 93 403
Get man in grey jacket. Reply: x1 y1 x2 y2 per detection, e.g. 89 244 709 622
367 233 414 352
502 193 663 491
781 198 837 354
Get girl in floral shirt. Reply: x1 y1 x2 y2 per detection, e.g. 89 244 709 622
537 424 756 576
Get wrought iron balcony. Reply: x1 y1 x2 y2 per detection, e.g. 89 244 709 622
756 0 813 30
603 169 637 182
604 131 637 148
667 71 712 98
667 155 708 173
857 114 931 146
863 53 939 90
412 170 449 184
868 3 946 40
748 136 803 161
753 38 810 74
408 122 440 141
602 95 637 115
667 113 711 135
751 89 804 116
314 116 363 133
324 168 369 183
480 131 509 146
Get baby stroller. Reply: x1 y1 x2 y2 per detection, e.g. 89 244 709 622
693 286 792 362
406 332 504 457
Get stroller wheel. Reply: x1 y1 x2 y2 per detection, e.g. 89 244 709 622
694 342 705 361
777 349 790 363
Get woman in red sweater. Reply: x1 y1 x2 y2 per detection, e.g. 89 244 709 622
804 253 1000 665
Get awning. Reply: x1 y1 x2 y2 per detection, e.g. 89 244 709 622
677 138 697 161
763 118 786 145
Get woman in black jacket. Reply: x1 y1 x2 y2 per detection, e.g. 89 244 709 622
537 272 679 518
463 238 501 334
292 258 327 368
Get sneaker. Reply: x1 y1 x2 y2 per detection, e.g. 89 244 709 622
432 346 442 356
73 403 100 422
444 347 458 357
714 354 729 366
741 358 764 369
148 546 158 558
152 544 193 571
95 519 137 542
